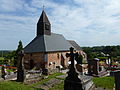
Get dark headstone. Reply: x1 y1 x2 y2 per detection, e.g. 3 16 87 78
114 71 120 90
1 66 6 80
110 71 114 76
17 50 25 82
88 58 99 76
42 68 48 75
64 47 83 90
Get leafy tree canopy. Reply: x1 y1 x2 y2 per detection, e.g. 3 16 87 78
82 45 120 60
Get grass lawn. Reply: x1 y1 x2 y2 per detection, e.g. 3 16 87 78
0 73 65 90
93 76 115 90
0 81 35 90
0 73 115 90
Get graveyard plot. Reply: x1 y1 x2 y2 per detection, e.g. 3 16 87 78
0 72 65 90
31 72 65 87
49 81 64 90
35 78 62 90
93 76 114 90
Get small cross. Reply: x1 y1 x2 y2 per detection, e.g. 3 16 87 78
43 5 45 10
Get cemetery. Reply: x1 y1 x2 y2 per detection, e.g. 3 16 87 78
0 8 120 90
0 46 119 90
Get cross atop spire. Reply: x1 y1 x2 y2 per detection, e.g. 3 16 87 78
43 5 45 10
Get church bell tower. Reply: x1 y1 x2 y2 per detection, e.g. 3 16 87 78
37 10 51 36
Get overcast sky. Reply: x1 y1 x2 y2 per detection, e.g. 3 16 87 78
0 0 120 50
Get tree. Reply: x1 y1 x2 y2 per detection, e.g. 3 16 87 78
4 40 23 66
14 40 23 66
5 51 16 65
16 40 23 54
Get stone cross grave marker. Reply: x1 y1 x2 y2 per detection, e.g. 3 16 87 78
64 47 83 90
17 50 25 82
114 70 120 90
1 65 6 80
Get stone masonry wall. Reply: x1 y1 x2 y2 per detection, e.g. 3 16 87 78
24 53 45 69
24 51 72 71
47 52 70 70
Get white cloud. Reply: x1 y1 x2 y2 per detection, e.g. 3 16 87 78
31 0 58 9
0 0 120 49
0 0 25 12
49 0 120 46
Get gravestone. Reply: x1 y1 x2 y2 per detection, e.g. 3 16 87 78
64 47 83 90
1 66 6 80
17 50 26 82
88 58 100 76
88 58 108 77
114 70 120 90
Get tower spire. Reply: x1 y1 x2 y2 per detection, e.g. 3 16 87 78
37 10 51 36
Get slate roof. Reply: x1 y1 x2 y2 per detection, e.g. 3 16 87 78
68 40 82 50
24 10 82 53
38 10 50 23
24 33 73 53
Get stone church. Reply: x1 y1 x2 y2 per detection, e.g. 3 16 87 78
23 10 86 73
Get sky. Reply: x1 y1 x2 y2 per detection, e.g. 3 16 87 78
0 0 120 50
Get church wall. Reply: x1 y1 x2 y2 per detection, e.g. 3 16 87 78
24 53 45 69
47 51 70 70
23 51 70 70
47 52 60 70
23 50 86 71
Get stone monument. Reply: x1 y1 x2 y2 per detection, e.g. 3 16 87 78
17 50 25 82
88 58 99 76
1 65 6 80
64 47 83 90
114 70 120 90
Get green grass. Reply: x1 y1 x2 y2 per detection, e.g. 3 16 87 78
0 81 35 90
0 73 65 90
93 76 115 90
0 57 4 60
6 69 14 72
49 73 65 90
31 72 64 87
